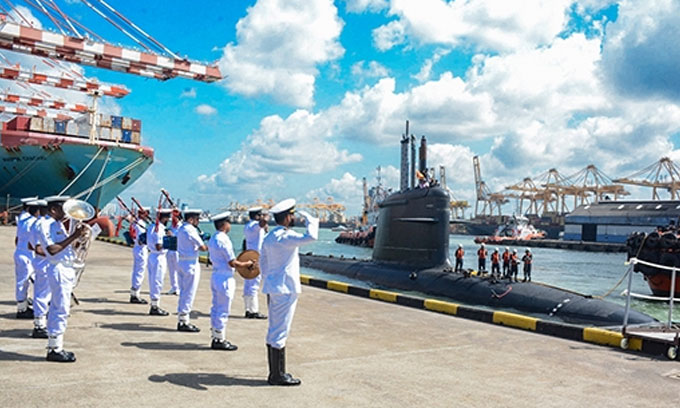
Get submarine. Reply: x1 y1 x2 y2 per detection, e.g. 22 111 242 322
301 124 656 327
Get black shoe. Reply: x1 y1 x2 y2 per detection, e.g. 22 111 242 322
46 349 76 363
245 311 268 319
16 307 33 319
267 345 301 386
177 322 200 332
166 289 179 296
149 306 169 316
211 339 238 350
32 327 48 338
130 295 148 304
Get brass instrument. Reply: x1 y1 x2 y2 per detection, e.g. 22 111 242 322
235 250 260 279
63 199 96 293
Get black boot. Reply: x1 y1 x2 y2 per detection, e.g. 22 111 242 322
245 311 267 319
31 327 48 338
267 345 300 386
16 307 34 319
46 349 76 363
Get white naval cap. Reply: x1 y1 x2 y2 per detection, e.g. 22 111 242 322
44 195 70 203
20 196 39 203
211 211 231 222
158 208 173 215
269 198 296 215
27 199 47 206
247 206 263 213
183 208 202 217
138 206 151 212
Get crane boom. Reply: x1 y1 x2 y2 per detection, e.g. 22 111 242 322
0 104 70 119
0 14 222 82
0 91 88 113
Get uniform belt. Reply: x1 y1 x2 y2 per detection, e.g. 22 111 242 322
178 256 198 261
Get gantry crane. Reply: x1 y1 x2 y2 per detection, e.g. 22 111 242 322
561 164 628 207
473 155 508 217
613 157 680 200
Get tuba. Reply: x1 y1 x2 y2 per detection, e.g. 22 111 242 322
63 199 96 285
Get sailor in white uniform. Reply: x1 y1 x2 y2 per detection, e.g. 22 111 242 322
28 199 50 338
242 206 268 319
260 199 318 386
37 195 85 362
176 208 208 332
130 206 151 304
14 196 39 319
208 211 256 350
165 209 181 295
146 209 172 316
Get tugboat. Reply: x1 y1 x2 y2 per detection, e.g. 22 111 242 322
303 124 656 326
626 229 680 297
474 215 546 244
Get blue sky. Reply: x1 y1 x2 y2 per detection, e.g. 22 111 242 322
3 0 680 217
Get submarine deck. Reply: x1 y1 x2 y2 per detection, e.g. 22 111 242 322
1 227 678 407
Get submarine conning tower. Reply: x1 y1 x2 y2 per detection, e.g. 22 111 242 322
372 125 451 268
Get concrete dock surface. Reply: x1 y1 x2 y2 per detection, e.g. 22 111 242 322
1 226 679 407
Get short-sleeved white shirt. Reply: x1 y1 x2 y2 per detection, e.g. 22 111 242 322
208 231 235 276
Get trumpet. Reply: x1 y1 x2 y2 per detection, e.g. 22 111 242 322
63 199 96 282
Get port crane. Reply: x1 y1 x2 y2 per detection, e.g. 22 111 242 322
613 157 680 200
473 155 508 217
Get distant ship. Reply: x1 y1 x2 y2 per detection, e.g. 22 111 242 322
0 114 153 210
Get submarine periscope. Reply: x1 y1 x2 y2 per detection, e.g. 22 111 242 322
301 125 656 327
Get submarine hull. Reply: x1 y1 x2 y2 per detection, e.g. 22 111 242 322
300 254 656 327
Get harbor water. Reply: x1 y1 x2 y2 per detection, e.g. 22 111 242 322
202 224 670 322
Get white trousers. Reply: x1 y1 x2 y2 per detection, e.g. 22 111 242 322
266 293 298 349
243 274 261 297
166 250 179 292
148 252 166 302
177 259 201 320
131 245 147 291
32 257 51 319
47 263 74 338
14 249 34 304
210 273 235 335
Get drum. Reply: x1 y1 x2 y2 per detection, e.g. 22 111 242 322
162 235 177 251
235 250 260 279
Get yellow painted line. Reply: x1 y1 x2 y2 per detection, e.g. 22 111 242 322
327 280 349 293
300 275 310 284
369 289 398 302
492 311 538 331
583 327 625 348
423 299 458 315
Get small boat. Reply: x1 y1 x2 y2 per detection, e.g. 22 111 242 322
474 215 546 244
625 230 680 297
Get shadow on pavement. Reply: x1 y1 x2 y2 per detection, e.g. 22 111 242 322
78 297 132 305
148 372 269 390
121 341 204 351
84 309 148 317
0 328 32 339
99 323 177 332
0 349 45 362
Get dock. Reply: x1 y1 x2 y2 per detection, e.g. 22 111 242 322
493 238 626 252
1 226 679 406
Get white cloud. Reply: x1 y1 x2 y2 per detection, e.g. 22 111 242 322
306 172 363 214
413 48 451 83
195 104 217 115
373 0 572 53
350 60 389 83
180 88 197 98
345 0 389 13
218 0 344 108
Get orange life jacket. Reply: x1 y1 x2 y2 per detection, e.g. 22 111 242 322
502 251 510 263
491 252 500 264
523 254 532 264
477 248 487 259
455 248 464 259
511 253 518 265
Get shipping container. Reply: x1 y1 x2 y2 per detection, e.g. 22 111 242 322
29 117 43 132
44 118 55 133
131 119 142 131
122 129 132 143
131 131 141 144
111 128 122 142
111 116 123 128
6 116 31 131
66 121 77 135
98 113 112 127
99 127 111 140
55 120 67 134
122 117 132 130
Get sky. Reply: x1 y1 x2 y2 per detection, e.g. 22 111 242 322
2 0 680 218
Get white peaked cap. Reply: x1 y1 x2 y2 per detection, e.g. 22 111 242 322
247 206 263 213
211 211 231 222
183 208 202 216
270 198 296 215
44 195 70 203
158 208 173 215
20 196 39 203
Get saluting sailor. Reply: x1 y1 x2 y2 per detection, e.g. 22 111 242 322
37 195 86 362
165 209 182 296
208 211 256 350
242 206 268 319
14 196 39 319
129 206 151 304
28 199 51 338
176 208 208 332
146 208 172 315
260 199 318 386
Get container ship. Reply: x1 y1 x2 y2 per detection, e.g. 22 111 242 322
1 113 153 210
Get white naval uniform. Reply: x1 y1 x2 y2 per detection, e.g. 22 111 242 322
208 231 236 340
37 216 77 351
176 222 205 323
14 212 35 309
29 216 51 327
242 219 265 312
130 219 148 296
166 224 180 293
146 222 167 306
260 215 318 348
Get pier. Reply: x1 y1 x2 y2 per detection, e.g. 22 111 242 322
1 227 678 406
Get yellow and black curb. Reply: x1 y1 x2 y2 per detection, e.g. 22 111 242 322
96 236 665 359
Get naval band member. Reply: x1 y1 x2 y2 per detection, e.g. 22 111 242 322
242 206 268 319
176 208 208 332
14 196 39 319
208 211 256 350
130 206 151 304
147 209 172 315
166 209 182 296
37 195 86 362
260 199 318 386
28 199 50 338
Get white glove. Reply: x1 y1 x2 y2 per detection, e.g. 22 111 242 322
297 210 312 223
